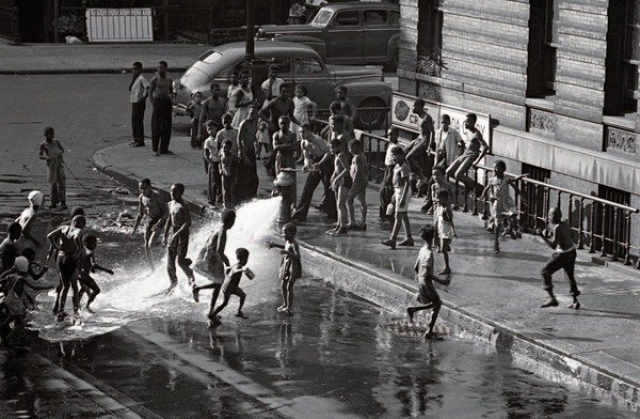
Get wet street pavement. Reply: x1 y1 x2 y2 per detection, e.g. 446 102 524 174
1 73 639 418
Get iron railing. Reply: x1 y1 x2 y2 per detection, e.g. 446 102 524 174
313 120 640 267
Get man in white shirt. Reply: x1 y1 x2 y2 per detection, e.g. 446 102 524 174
261 65 285 108
435 114 463 168
129 62 150 147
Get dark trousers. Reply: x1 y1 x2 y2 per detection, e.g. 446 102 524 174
541 248 579 296
167 234 193 285
151 97 173 153
292 159 336 220
207 162 222 205
379 165 394 218
131 101 146 144
222 175 236 208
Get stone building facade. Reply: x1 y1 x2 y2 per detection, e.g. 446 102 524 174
396 0 640 253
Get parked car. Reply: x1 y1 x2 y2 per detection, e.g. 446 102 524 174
257 2 400 67
173 40 391 128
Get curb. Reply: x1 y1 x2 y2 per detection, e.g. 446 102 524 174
0 67 189 76
92 147 640 411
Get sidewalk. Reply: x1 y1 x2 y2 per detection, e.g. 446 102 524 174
94 136 640 409
0 43 209 75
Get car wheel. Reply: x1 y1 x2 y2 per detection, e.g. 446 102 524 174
355 98 388 130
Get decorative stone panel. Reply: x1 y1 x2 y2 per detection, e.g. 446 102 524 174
528 108 557 138
606 127 637 156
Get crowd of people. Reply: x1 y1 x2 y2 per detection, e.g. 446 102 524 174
0 63 582 348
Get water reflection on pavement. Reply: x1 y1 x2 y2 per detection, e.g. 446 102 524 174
0 185 636 418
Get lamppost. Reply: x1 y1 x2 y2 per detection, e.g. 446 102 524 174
245 0 256 93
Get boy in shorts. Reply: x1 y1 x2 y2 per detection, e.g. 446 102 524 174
162 183 196 294
381 147 414 249
446 113 488 201
479 160 526 254
406 226 451 340
192 209 236 321
347 139 368 230
210 248 254 324
132 178 168 264
77 234 114 313
267 223 301 315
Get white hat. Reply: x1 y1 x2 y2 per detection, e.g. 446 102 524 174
28 190 44 207
14 256 29 273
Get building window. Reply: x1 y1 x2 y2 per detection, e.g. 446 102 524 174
417 0 443 60
604 0 639 116
527 0 559 97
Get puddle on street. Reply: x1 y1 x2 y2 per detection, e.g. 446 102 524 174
0 186 637 418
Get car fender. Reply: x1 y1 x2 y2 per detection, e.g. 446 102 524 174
272 35 327 61
339 80 392 108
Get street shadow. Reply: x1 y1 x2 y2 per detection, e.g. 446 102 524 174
553 308 640 322
525 332 603 343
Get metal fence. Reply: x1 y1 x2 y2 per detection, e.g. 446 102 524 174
315 116 640 267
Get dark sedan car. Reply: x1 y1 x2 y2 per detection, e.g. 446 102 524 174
258 2 400 67
173 40 392 128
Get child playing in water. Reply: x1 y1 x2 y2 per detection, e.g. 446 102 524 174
47 214 86 320
434 190 456 275
479 160 526 254
16 190 44 249
210 248 254 324
162 183 196 294
1 222 22 275
406 226 450 340
131 178 168 264
0 248 50 311
347 139 368 230
77 234 114 313
192 209 236 322
267 223 301 315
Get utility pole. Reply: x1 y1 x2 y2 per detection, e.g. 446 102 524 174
245 0 256 92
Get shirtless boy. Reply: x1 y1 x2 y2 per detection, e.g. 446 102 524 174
193 209 236 322
162 183 196 294
537 207 581 309
210 248 254 324
16 190 44 249
131 178 168 263
77 234 114 313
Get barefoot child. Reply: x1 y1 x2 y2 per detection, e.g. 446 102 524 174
256 121 271 159
162 183 196 294
210 248 254 324
267 223 301 315
77 234 114 313
131 178 168 263
347 139 368 231
434 190 456 275
329 138 352 236
537 207 580 309
193 209 236 321
381 147 413 249
39 126 67 210
480 160 526 254
187 91 204 149
16 190 44 249
406 227 450 340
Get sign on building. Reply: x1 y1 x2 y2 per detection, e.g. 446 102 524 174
86 8 154 43
391 92 492 150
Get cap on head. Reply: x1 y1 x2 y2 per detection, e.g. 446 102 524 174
14 256 29 273
28 190 44 207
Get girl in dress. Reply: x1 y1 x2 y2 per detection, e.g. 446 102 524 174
291 85 317 135
231 71 254 128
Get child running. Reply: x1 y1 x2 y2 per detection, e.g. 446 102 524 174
406 226 451 340
434 190 456 275
381 147 413 249
131 178 168 264
192 209 236 322
209 248 254 325
162 183 196 294
77 234 114 313
346 139 368 231
16 190 44 249
267 223 301 315
479 160 526 254
537 207 580 309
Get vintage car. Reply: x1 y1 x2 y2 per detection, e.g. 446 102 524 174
173 40 391 128
257 2 400 67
